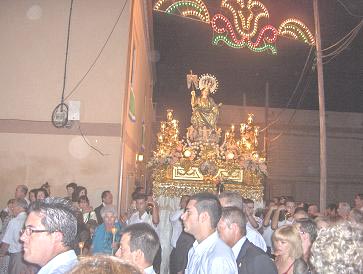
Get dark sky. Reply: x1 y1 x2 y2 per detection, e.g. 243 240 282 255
152 0 363 125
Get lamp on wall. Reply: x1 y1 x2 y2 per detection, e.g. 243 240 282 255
136 153 144 163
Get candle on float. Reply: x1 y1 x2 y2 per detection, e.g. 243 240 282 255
240 123 246 134
78 241 84 256
111 226 117 255
161 121 166 130
248 113 254 124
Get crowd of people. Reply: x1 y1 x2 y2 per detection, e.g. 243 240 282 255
0 182 362 274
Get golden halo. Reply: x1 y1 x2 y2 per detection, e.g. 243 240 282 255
198 74 219 94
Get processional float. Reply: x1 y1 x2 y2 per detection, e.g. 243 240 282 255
148 71 268 274
148 71 267 202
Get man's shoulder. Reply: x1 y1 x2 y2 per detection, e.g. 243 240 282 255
94 204 103 211
207 239 237 273
209 237 235 258
241 240 267 258
127 211 139 223
237 241 276 272
6 214 24 229
39 250 78 274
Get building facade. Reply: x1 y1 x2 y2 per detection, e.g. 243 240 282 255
0 0 155 212
219 105 363 205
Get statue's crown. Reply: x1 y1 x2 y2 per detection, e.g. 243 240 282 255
199 74 218 94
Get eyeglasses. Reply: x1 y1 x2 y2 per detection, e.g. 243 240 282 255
21 227 50 236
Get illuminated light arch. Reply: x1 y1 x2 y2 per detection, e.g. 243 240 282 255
221 0 269 38
212 35 277 54
278 19 315 45
153 0 315 54
211 14 278 54
154 0 210 23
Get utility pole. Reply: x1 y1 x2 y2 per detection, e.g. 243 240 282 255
264 82 269 200
264 82 269 155
313 0 327 212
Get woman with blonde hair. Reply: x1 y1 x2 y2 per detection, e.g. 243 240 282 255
272 225 308 274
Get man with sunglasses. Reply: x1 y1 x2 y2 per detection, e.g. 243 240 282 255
20 197 78 274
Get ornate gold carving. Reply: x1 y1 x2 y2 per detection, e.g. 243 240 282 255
172 166 203 181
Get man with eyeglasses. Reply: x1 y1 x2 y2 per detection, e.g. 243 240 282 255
20 197 79 274
0 198 29 274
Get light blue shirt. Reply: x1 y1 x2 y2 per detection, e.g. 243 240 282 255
38 250 78 274
185 231 238 274
2 211 27 253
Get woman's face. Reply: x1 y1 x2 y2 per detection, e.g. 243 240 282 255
79 189 86 197
67 187 75 196
36 191 46 201
103 212 116 226
201 87 209 97
29 192 36 202
274 239 291 256
79 200 89 210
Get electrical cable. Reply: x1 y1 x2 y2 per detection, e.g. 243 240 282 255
259 46 314 133
336 0 363 18
78 125 109 156
51 0 74 128
268 68 314 145
64 0 129 101
61 0 74 104
322 20 363 60
322 19 363 52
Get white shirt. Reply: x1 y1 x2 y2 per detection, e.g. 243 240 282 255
279 219 294 226
262 223 274 249
2 211 27 253
38 250 78 274
144 265 156 274
128 211 155 228
82 211 97 223
232 236 247 258
169 208 184 248
246 223 267 252
185 231 238 274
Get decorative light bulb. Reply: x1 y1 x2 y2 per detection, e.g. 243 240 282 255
184 149 192 158
226 151 235 160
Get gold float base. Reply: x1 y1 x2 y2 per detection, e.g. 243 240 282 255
152 166 264 201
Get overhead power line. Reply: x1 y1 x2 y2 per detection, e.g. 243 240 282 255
336 0 363 18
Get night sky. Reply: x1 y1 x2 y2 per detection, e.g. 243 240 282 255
152 0 363 127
